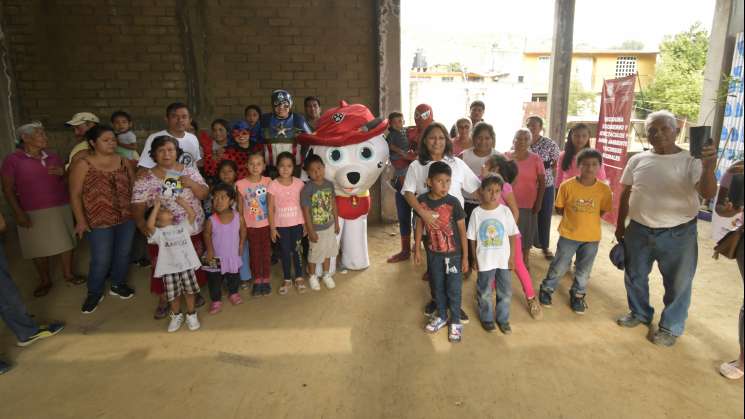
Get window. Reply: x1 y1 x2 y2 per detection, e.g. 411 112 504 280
441 77 454 82
532 94 547 102
615 56 637 78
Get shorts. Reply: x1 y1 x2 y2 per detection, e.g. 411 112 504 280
161 269 200 302
308 227 339 264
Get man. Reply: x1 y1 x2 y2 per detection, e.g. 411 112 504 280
65 111 99 167
138 102 201 169
0 213 65 375
615 110 717 347
260 89 311 172
304 96 322 131
449 100 485 138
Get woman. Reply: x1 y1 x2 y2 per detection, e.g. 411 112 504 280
506 128 546 268
526 116 559 259
1 122 82 297
69 125 136 313
715 160 744 380
131 135 209 319
402 122 481 322
555 123 607 187
451 118 473 157
198 119 231 182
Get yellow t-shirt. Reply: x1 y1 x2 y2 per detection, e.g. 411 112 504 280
556 177 613 242
66 141 90 169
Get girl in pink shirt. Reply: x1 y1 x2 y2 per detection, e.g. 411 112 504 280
268 152 307 295
555 123 607 187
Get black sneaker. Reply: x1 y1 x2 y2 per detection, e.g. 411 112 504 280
110 284 135 299
497 322 512 335
137 258 151 267
424 300 436 317
252 283 262 297
570 292 587 315
0 360 12 375
261 283 272 296
16 322 65 347
459 309 470 324
194 293 206 308
81 294 104 314
481 321 497 332
616 312 651 328
539 289 552 307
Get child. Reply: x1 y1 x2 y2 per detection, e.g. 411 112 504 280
386 111 418 263
203 183 246 314
111 110 139 162
467 175 519 334
268 152 307 295
300 154 340 290
244 104 263 145
413 162 468 343
483 154 543 319
146 198 202 332
538 149 612 314
236 151 273 297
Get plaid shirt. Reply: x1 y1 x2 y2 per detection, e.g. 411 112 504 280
530 136 560 187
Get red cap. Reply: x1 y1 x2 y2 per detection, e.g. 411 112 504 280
297 101 388 147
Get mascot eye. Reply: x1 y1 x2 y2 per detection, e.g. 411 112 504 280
327 148 344 164
359 146 374 161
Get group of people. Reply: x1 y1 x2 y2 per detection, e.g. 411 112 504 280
0 92 742 380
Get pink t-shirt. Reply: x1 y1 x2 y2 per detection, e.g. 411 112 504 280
268 177 305 227
499 182 513 206
0 149 69 211
236 177 271 228
505 151 545 209
555 151 607 187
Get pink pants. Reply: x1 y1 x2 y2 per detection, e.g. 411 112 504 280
512 235 536 299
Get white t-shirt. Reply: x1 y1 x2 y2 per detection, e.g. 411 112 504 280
147 222 202 277
621 149 703 228
138 130 201 169
402 156 481 207
467 205 519 271
459 148 496 204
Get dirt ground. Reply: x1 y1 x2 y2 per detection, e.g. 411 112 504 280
0 217 742 419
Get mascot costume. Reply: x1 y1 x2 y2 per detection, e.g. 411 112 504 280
298 101 389 272
261 89 311 171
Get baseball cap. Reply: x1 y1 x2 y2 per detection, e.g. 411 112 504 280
609 240 625 270
65 112 100 127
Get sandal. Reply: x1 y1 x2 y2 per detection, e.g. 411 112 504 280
33 282 53 298
719 360 744 380
294 277 307 294
278 280 292 295
64 275 87 285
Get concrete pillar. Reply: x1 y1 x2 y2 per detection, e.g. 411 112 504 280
546 0 575 148
0 2 18 159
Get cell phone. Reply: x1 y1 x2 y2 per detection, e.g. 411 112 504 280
689 126 711 158
729 173 744 208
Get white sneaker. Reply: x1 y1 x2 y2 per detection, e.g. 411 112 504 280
167 312 184 333
185 312 200 331
309 275 321 291
322 274 336 289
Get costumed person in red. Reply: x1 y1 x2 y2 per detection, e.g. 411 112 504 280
222 120 261 180
297 101 389 272
261 89 311 177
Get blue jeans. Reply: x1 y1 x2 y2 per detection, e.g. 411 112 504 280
427 252 462 323
240 245 252 281
86 220 136 297
541 237 599 296
476 269 512 325
535 185 555 250
278 224 304 279
0 243 38 341
394 177 412 236
623 219 698 336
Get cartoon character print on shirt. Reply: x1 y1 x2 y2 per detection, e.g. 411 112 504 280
422 202 457 253
310 188 333 226
161 176 182 198
178 152 194 168
243 184 268 221
478 219 505 248
572 198 597 213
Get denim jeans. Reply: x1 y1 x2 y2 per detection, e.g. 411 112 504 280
240 245 252 281
278 224 304 279
86 220 136 297
534 185 555 250
394 177 412 236
0 243 38 341
623 219 698 336
540 236 599 296
476 269 512 325
427 252 462 323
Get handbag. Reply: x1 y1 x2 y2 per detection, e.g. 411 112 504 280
714 227 743 260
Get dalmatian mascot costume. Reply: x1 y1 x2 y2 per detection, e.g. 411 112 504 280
298 101 389 272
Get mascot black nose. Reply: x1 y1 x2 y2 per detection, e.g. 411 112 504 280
346 172 360 185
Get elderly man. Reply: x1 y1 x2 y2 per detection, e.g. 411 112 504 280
65 111 99 166
615 110 718 346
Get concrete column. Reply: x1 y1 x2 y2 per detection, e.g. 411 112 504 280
0 2 18 159
546 0 575 148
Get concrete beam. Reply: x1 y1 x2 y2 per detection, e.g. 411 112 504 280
546 0 575 148
0 1 18 159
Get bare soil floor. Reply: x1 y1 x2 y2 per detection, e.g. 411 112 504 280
0 217 743 419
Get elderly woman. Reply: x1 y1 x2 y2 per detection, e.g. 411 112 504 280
69 125 136 314
131 135 209 319
1 122 82 297
615 110 717 347
526 116 560 259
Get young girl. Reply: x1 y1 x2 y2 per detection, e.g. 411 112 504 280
555 123 607 187
244 104 263 145
505 128 546 268
146 198 202 333
236 151 272 297
203 183 246 314
483 154 543 319
268 152 307 295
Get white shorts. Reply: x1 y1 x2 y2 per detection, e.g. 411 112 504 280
308 227 339 264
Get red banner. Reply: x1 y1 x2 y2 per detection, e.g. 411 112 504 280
596 74 636 224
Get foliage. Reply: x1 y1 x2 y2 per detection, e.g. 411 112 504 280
568 78 596 116
613 40 645 50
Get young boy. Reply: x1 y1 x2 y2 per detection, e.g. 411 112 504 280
413 162 468 343
300 154 340 290
538 149 612 314
386 111 418 263
467 175 519 334
111 110 139 162
146 198 203 332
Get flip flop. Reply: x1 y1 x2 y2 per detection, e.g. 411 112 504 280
33 282 53 297
64 275 87 285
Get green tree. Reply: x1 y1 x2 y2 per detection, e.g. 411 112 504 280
447 62 463 72
613 40 645 50
568 78 596 116
636 23 708 120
